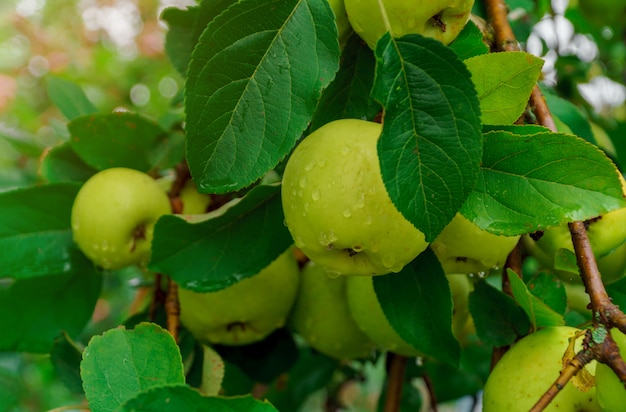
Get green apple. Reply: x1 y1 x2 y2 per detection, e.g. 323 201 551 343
344 0 474 49
596 329 626 411
179 180 212 214
156 175 212 214
522 207 626 283
345 273 471 356
178 249 300 346
281 119 428 276
430 213 520 275
483 326 600 411
71 167 171 270
288 262 376 360
328 0 352 47
564 282 591 315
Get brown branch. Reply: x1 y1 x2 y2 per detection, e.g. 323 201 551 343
483 0 519 52
165 277 180 342
383 353 407 412
149 273 165 322
596 331 626 385
501 241 522 298
422 372 438 412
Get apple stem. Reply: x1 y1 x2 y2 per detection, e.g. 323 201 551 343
165 277 180 343
382 353 406 412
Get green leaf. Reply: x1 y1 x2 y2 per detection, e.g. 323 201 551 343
119 386 279 412
469 279 531 347
161 6 201 76
161 0 239 76
0 124 45 157
263 347 338 411
68 112 167 172
464 52 543 125
462 130 626 236
526 271 568 316
200 345 225 396
46 76 98 120
374 248 460 366
0 183 82 280
371 34 482 241
449 20 489 60
309 33 380 132
508 269 565 328
0 268 102 353
607 277 626 311
185 0 340 193
541 86 595 143
150 183 293 292
39 142 98 183
51 332 85 394
213 328 298 384
81 323 185 412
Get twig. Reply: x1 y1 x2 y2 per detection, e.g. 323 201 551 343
501 241 522 298
568 222 626 333
149 273 165 322
422 372 438 412
383 353 407 412
165 277 180 342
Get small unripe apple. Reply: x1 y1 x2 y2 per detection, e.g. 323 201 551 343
344 0 475 49
522 207 626 283
281 119 428 276
595 329 626 411
483 326 600 411
288 262 376 360
156 176 212 214
430 213 520 275
178 250 300 346
71 167 171 270
345 273 471 356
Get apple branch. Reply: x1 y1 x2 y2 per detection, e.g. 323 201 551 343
383 353 407 412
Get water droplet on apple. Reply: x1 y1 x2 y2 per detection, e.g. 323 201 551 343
304 161 316 171
326 270 342 279
355 192 365 208
382 254 396 269
343 208 352 218
295 236 305 248
340 146 350 156
318 159 327 167
298 176 307 188
364 215 373 225
101 240 109 251
311 189 320 201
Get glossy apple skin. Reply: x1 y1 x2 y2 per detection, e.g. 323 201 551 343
431 213 520 275
288 262 376 360
178 250 300 346
522 208 626 284
483 326 600 412
595 329 626 411
281 119 428 276
345 273 471 356
344 0 474 49
71 167 171 270
328 0 352 47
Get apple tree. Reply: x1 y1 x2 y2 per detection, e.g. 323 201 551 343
2 0 626 410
